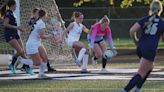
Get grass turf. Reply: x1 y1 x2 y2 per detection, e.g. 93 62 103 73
0 80 164 92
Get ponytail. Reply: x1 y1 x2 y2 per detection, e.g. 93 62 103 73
71 11 83 20
0 3 7 19
143 0 163 29
0 0 16 19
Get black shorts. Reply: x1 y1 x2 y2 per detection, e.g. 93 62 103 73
136 46 156 62
94 39 103 44
4 30 20 42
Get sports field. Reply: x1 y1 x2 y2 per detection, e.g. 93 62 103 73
0 39 164 92
0 80 164 92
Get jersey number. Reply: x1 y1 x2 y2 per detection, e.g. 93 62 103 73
145 23 158 35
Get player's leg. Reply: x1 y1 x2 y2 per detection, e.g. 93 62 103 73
99 41 108 70
29 53 47 78
123 58 153 92
73 41 87 65
92 43 103 68
17 39 31 71
73 41 89 73
8 39 24 73
38 45 55 72
38 45 49 77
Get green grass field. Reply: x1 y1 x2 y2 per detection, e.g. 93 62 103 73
0 80 164 92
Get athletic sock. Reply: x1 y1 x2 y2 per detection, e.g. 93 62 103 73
102 58 107 69
124 74 143 92
81 54 89 70
20 58 33 67
94 56 98 60
39 62 47 75
22 64 30 69
77 48 86 62
11 55 18 65
47 61 51 69
136 70 152 89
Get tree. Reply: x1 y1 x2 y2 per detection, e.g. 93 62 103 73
73 0 164 8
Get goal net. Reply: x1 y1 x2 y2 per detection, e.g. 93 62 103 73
0 0 76 67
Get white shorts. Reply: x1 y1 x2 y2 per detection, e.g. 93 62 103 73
26 41 42 55
66 36 80 48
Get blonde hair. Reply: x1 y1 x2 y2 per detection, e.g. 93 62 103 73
143 0 163 29
99 15 110 24
149 0 163 16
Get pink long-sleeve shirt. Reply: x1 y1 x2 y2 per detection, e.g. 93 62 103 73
89 23 114 49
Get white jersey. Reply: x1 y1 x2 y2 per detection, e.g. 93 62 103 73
67 22 83 42
26 19 46 54
27 19 46 43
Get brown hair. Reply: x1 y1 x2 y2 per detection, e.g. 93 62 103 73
71 11 83 20
0 0 16 18
38 9 46 19
32 8 40 14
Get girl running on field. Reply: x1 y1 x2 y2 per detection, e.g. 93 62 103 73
121 0 164 92
61 11 89 73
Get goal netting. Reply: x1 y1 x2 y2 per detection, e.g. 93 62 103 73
0 0 76 67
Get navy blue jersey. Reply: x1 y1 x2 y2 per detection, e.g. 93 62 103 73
28 17 36 26
4 10 17 32
137 15 164 50
28 17 37 32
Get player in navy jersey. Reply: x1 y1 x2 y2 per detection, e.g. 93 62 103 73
121 0 164 92
0 0 33 74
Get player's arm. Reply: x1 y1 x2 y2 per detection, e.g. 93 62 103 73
39 28 52 39
106 28 117 56
162 33 164 42
83 25 90 33
129 22 141 45
4 17 24 32
61 23 74 40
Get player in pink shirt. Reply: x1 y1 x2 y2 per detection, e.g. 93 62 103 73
88 15 117 71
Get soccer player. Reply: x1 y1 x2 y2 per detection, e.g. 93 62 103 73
0 0 33 74
121 0 164 92
24 8 56 72
61 11 89 73
88 15 117 71
26 9 52 78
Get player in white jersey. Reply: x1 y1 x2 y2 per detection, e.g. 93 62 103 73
26 9 52 78
61 11 90 73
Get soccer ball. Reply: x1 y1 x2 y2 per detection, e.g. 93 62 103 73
103 50 113 59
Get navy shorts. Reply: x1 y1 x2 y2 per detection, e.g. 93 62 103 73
88 38 104 45
4 30 20 42
136 46 156 62
94 39 103 44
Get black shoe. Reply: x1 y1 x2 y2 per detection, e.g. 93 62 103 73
20 64 30 71
47 67 56 72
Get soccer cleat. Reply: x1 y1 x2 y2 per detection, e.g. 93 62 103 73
121 89 127 92
134 88 140 92
47 67 56 72
38 74 49 78
25 68 35 75
100 68 108 73
20 67 26 72
92 57 97 69
81 69 89 73
9 64 16 74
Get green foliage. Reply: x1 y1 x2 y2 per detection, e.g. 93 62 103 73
73 0 164 8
